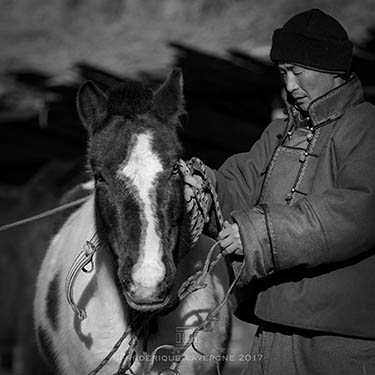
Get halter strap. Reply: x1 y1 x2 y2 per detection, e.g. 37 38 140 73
65 232 99 320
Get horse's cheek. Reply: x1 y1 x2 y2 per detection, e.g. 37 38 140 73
96 193 118 233
168 225 179 253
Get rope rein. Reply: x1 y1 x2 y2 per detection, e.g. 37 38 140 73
0 195 91 233
63 158 244 375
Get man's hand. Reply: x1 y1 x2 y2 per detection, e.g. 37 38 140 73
183 173 204 204
218 220 243 256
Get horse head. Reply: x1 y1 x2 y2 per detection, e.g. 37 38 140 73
77 69 190 312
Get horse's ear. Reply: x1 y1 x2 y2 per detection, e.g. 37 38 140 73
77 80 108 133
152 68 184 122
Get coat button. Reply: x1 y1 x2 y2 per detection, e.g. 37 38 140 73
285 192 293 201
299 151 308 162
306 132 314 142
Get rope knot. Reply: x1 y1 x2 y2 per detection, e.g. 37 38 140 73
179 158 216 249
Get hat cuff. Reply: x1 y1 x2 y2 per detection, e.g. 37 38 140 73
270 29 353 74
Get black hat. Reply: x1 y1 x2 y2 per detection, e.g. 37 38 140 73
270 9 353 74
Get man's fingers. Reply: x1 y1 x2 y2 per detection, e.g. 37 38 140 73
184 174 203 189
218 223 237 240
219 237 233 249
218 222 243 255
226 243 240 254
184 185 195 201
221 243 239 255
218 228 231 240
184 174 198 187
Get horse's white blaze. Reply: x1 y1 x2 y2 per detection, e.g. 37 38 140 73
118 132 165 297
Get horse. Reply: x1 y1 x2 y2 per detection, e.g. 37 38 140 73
33 69 232 375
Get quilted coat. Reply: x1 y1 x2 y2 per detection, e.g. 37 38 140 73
212 74 375 338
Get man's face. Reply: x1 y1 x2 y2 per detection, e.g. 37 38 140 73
277 63 338 112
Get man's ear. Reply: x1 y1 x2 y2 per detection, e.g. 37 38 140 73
77 80 108 133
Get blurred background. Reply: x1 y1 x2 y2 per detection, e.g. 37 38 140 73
0 0 374 374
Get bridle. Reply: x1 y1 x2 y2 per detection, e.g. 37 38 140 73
65 157 245 375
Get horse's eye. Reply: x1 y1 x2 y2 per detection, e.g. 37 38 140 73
171 164 180 176
94 172 106 184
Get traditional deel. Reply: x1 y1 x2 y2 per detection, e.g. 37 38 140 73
214 74 375 338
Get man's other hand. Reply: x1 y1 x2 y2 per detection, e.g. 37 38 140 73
218 220 243 256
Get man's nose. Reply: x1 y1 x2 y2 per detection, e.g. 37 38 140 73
285 74 299 93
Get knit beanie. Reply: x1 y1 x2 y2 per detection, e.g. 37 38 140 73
270 9 353 74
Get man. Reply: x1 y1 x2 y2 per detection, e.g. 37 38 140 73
185 8 375 375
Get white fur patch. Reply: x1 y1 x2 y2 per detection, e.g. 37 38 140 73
118 132 165 298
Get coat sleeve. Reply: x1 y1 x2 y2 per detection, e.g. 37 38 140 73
231 122 375 285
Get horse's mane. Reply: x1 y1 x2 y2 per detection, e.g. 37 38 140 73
107 81 153 119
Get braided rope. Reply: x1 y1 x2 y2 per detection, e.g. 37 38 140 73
178 241 223 300
188 157 224 229
115 334 138 374
176 159 208 249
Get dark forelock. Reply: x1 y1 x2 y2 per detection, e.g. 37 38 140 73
107 81 153 119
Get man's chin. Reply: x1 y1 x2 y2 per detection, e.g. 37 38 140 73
294 99 310 113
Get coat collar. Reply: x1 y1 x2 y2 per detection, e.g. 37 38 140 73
283 74 364 129
307 74 364 127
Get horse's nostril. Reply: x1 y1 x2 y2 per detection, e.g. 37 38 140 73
131 261 166 290
127 280 169 304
